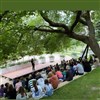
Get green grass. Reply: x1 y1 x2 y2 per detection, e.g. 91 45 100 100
41 68 100 100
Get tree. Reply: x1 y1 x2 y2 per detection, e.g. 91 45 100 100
34 11 100 60
0 10 100 63
0 11 71 63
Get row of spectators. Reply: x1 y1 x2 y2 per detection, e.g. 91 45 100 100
0 55 99 100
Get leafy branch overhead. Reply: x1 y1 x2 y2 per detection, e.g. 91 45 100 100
0 10 100 63
34 11 100 60
34 11 88 43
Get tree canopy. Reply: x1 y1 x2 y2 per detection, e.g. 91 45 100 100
0 10 100 64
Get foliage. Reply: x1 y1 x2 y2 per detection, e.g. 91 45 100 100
0 10 100 64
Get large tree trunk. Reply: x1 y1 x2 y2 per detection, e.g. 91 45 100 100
87 36 100 60
84 11 100 61
70 33 100 60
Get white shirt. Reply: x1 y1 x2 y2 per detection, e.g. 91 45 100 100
37 78 45 89
76 63 84 74
45 84 53 92
31 85 44 99
16 94 27 100
73 65 77 71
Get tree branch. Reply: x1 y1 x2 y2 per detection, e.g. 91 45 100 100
38 11 89 44
34 26 88 44
84 11 95 36
70 11 82 32
70 32 89 44
36 25 56 31
34 27 65 34
79 19 87 25
40 11 69 33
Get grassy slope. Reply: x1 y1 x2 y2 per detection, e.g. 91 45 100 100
42 68 100 100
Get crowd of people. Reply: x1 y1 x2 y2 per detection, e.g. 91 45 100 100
0 55 99 100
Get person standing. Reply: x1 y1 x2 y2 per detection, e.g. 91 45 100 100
31 58 35 71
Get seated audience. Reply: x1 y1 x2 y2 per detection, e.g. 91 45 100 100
46 67 52 74
40 70 47 80
44 79 54 96
55 63 60 71
20 77 26 88
7 84 16 99
1 56 94 100
48 72 59 89
37 74 45 91
62 69 67 81
15 79 22 92
66 68 73 81
73 62 77 71
4 83 9 97
28 73 36 90
13 79 17 88
56 69 63 81
28 78 36 90
26 74 32 91
0 84 4 97
31 80 45 100
16 86 27 100
76 61 84 75
82 59 91 72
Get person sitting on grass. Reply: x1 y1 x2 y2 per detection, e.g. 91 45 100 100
69 63 76 77
73 61 77 72
16 86 27 100
76 61 84 75
4 83 9 97
28 74 36 91
44 79 54 96
48 72 59 89
37 74 45 90
0 84 4 98
82 58 91 72
61 68 67 81
15 78 22 92
7 84 17 99
66 67 73 81
55 63 60 71
31 80 45 100
46 66 52 74
40 69 47 80
56 69 63 82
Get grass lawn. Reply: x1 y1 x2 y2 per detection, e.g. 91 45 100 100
41 68 100 100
